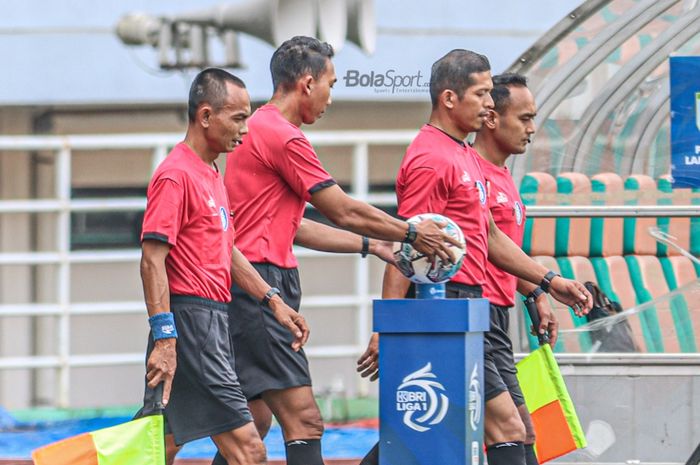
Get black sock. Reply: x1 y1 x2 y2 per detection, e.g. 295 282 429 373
524 443 538 465
486 441 526 465
210 451 225 465
359 442 379 465
285 438 324 465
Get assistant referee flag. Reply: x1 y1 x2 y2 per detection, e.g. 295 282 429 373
32 414 165 465
516 298 587 463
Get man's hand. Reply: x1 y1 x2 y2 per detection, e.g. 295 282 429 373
146 338 177 406
356 333 379 381
269 296 309 351
412 219 462 263
549 277 592 317
534 294 559 347
370 240 397 265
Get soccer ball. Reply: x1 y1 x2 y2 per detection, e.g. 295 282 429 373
394 213 466 284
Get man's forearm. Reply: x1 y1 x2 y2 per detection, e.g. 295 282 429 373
311 185 408 241
140 243 172 317
516 278 539 296
295 218 365 253
382 263 411 298
230 246 274 301
488 226 549 286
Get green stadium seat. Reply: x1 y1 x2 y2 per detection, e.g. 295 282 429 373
623 175 657 255
656 175 691 257
590 172 624 257
591 256 648 352
555 173 591 257
659 255 698 351
520 172 556 256
625 255 685 352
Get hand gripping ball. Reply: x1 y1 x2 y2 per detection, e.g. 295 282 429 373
394 213 466 284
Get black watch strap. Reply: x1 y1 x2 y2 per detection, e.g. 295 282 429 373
361 236 370 258
540 271 560 293
261 287 281 307
527 286 545 301
404 222 417 243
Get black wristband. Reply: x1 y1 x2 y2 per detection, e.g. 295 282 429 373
261 287 281 307
404 222 417 243
527 286 545 301
361 236 370 258
540 271 560 293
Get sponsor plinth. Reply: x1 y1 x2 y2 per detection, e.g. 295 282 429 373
374 287 489 465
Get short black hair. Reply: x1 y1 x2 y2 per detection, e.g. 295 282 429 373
491 73 528 114
188 68 246 122
270 36 334 92
429 49 491 108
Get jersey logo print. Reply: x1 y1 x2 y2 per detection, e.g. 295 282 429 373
461 170 471 183
207 197 216 209
514 202 523 226
496 191 508 204
219 206 229 231
475 181 487 205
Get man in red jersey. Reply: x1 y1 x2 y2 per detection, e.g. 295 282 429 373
214 36 458 465
357 50 591 465
472 72 557 465
138 68 308 465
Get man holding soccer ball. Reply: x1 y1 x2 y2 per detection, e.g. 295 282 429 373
211 36 460 465
357 50 592 465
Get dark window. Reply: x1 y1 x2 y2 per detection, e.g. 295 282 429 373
70 187 146 250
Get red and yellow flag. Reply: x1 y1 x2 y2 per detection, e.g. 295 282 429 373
516 343 587 463
32 414 165 465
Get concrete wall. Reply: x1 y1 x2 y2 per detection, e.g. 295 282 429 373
558 361 700 463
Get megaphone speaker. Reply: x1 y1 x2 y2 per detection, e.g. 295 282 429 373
176 0 315 47
347 0 375 54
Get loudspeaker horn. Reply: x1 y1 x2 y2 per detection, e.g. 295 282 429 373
116 12 161 46
346 0 375 54
315 0 347 51
175 0 315 47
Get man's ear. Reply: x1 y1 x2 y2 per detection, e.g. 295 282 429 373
483 109 497 130
198 105 213 128
300 75 314 95
441 89 456 109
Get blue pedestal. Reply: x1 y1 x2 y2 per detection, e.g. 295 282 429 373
374 297 489 465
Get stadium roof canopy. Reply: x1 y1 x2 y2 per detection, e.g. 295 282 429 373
506 0 700 181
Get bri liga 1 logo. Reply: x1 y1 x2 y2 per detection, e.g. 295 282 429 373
395 362 449 432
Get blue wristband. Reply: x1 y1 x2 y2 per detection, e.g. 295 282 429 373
149 312 178 340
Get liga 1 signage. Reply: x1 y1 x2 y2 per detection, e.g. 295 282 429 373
670 56 700 188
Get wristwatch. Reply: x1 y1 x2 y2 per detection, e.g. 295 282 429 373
527 286 545 301
361 236 370 258
261 287 281 307
540 271 560 293
404 222 417 243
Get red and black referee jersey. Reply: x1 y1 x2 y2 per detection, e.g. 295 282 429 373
476 155 526 307
225 104 335 268
141 142 235 303
397 124 490 287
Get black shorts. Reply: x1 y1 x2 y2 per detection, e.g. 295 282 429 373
445 284 524 406
137 295 252 446
484 304 525 406
229 263 310 400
